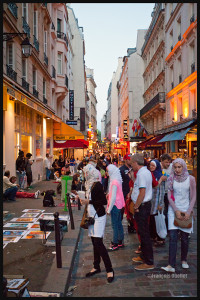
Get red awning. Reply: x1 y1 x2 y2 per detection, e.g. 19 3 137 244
54 139 89 149
145 134 165 149
137 137 154 150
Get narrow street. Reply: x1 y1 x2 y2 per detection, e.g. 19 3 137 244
68 208 197 297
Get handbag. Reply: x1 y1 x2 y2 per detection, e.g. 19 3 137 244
80 182 98 230
174 212 192 228
155 211 167 239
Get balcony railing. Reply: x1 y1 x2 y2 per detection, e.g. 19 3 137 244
65 75 68 88
22 78 29 92
57 31 68 46
8 3 18 18
191 62 195 74
6 64 17 82
22 17 30 37
140 92 165 117
43 96 48 104
33 35 39 52
51 65 56 78
33 87 39 98
44 52 48 65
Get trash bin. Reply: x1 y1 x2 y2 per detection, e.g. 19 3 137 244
61 175 73 202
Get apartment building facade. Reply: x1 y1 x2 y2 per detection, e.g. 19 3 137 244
3 3 88 180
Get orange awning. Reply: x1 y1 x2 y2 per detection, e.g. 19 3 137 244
53 121 84 140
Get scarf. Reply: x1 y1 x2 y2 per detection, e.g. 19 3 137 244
83 163 100 198
107 164 123 186
167 158 190 192
150 159 162 181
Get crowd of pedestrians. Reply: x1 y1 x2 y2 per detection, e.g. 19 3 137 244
3 149 196 280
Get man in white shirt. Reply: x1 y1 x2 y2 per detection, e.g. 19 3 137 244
44 153 51 181
130 154 154 271
3 170 19 201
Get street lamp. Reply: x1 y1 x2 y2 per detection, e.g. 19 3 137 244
3 33 33 58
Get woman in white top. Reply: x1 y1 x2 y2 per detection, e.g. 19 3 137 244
161 158 196 273
79 163 114 282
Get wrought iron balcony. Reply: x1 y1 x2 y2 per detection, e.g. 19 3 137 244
51 22 55 30
33 87 39 98
22 17 30 38
33 35 39 52
6 64 17 82
51 65 56 78
140 92 165 118
22 78 29 92
65 75 68 88
57 31 68 46
44 52 48 65
8 3 18 18
43 96 48 104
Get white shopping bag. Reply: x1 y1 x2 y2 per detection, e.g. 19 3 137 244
155 211 167 239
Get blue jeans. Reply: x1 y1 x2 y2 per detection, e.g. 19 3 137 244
169 229 189 268
110 205 124 244
4 186 18 201
17 171 26 189
46 168 51 180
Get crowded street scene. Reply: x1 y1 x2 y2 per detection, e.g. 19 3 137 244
3 3 197 298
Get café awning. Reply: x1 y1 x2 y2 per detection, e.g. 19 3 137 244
144 134 165 149
53 121 84 140
54 139 89 149
159 128 191 142
137 137 154 150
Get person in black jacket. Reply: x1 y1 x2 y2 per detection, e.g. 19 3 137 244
79 163 114 283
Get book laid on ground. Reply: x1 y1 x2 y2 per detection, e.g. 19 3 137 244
6 278 29 294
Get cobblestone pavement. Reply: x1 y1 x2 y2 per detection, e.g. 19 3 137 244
68 208 197 297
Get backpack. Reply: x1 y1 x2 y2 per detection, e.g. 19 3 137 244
41 190 56 207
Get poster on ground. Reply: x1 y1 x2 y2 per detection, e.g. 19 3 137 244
3 230 26 237
27 222 40 230
22 209 45 213
3 236 22 243
10 218 38 223
20 213 40 218
21 230 51 239
3 223 31 229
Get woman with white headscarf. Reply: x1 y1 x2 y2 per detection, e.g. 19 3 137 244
161 158 196 273
106 164 125 251
79 163 114 283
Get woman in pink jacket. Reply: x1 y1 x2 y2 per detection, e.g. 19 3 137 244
106 164 125 251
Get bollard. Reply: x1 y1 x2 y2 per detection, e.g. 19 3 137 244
54 212 62 268
67 193 75 230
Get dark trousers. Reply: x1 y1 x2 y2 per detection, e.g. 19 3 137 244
91 237 113 273
163 193 169 231
169 230 189 268
134 201 154 265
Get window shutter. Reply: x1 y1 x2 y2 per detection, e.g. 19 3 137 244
33 69 37 89
8 44 13 68
44 31 47 54
33 11 38 38
22 59 27 80
22 3 28 22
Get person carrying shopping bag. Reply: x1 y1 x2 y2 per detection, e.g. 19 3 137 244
161 158 196 273
106 164 125 251
79 163 114 283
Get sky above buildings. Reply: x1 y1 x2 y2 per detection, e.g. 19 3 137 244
70 3 155 131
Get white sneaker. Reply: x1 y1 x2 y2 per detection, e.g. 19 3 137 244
161 265 175 273
182 262 189 269
34 190 40 199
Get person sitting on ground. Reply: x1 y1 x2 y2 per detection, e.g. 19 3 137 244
3 170 19 201
52 159 61 176
9 176 40 198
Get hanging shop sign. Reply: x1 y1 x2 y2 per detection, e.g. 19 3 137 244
69 90 74 120
132 119 147 138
